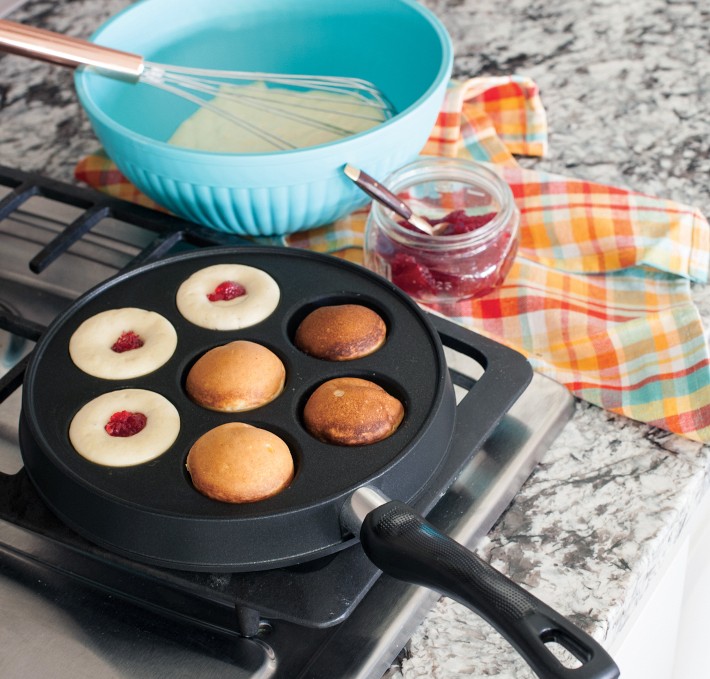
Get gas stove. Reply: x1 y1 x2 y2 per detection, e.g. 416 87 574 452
0 166 573 678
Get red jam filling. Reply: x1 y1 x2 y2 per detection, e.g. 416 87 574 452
111 330 144 353
390 253 438 295
402 209 497 236
433 209 496 235
105 410 147 437
376 209 516 302
207 280 247 302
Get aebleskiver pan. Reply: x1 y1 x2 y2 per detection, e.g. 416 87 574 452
19 246 619 679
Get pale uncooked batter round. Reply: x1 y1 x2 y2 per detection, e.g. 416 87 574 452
69 388 180 467
69 307 177 379
176 264 280 330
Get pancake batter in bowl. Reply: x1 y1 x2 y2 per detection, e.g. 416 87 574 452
168 82 389 153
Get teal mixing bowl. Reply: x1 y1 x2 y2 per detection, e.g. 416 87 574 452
74 0 453 236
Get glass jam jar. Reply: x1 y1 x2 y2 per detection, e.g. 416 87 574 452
363 157 520 305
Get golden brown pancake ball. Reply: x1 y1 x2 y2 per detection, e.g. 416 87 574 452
303 377 404 445
295 304 386 360
186 423 294 503
186 340 285 412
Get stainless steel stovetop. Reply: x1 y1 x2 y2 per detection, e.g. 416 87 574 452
0 167 574 678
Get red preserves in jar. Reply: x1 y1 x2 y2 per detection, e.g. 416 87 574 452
364 158 520 305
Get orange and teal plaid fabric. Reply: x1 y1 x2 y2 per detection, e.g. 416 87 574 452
75 75 710 443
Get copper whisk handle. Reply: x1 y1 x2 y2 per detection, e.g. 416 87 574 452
0 19 144 79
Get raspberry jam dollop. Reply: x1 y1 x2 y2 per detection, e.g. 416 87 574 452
111 330 144 353
207 281 247 302
425 209 497 236
105 410 147 437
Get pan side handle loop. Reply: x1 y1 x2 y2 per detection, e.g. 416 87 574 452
428 313 533 449
359 500 620 679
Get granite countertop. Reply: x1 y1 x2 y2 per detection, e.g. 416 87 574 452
2 1 710 677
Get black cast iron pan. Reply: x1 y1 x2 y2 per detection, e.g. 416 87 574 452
19 246 618 679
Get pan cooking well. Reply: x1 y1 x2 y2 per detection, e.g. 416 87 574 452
20 247 458 571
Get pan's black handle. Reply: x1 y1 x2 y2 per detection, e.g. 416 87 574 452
360 501 620 679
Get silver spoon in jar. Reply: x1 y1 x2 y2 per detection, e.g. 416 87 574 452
343 164 449 236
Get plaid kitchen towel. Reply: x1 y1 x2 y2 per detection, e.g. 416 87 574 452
75 76 710 443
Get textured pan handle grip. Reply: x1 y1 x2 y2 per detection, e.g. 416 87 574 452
360 501 620 679
0 19 143 78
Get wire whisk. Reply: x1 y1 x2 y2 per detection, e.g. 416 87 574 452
0 19 395 151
